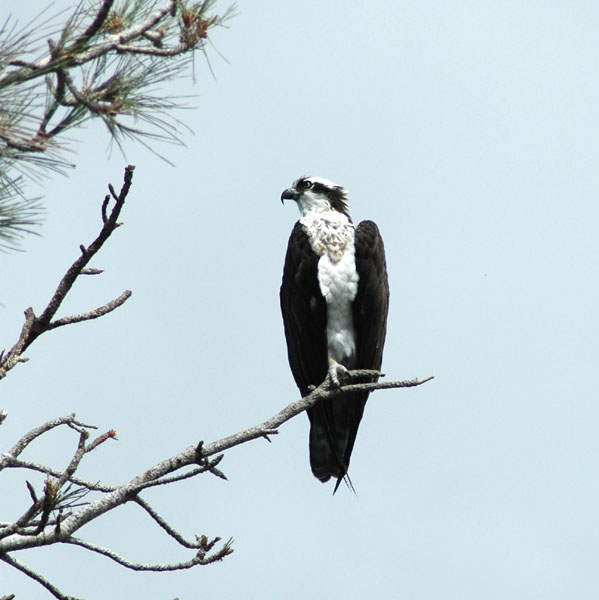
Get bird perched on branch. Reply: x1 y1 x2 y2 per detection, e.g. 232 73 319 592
280 176 389 491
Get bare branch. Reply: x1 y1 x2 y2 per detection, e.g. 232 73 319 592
85 429 118 453
0 372 433 548
0 552 82 600
0 166 135 380
0 491 43 541
46 290 132 330
0 370 431 597
0 308 35 379
199 374 435 459
323 375 436 396
138 465 214 488
1 457 114 493
137 454 228 491
34 165 134 330
65 536 233 570
54 431 89 492
79 267 104 275
3 414 93 460
133 496 205 549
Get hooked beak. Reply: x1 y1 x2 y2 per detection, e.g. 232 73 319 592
281 188 299 204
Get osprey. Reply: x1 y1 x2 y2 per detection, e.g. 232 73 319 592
280 175 389 490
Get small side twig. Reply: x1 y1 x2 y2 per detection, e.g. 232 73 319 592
46 290 132 330
134 497 206 549
4 414 95 460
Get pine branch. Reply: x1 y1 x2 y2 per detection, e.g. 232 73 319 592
0 0 235 248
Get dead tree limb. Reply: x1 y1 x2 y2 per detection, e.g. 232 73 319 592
0 166 135 380
0 371 432 598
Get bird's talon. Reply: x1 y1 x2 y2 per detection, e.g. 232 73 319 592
327 360 350 388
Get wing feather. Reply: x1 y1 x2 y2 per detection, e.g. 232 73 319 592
354 220 390 374
280 222 328 396
333 220 389 483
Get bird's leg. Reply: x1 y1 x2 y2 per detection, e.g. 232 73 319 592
327 358 351 388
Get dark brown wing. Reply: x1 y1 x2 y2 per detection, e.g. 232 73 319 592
280 222 328 397
330 220 389 487
353 220 390 374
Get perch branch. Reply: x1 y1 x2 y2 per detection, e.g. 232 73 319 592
0 372 433 552
0 371 432 598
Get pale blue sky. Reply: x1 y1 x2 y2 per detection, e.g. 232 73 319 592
2 1 599 598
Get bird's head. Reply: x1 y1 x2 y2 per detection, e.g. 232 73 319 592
281 176 350 218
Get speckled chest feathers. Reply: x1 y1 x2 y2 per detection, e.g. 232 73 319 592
300 211 360 367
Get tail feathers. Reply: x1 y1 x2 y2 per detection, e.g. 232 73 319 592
309 422 344 483
308 393 367 491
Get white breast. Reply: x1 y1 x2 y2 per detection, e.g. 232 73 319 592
300 212 360 367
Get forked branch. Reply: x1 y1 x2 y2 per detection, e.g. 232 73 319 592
0 370 433 599
0 166 135 380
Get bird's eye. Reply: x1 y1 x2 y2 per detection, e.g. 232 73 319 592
300 180 312 190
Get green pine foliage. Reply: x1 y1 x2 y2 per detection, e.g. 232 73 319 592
0 0 234 250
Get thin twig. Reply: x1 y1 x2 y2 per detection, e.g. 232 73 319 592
65 536 231 570
4 414 89 460
137 457 227 490
79 268 104 275
0 553 82 600
134 497 206 549
46 290 132 330
115 42 190 56
0 457 114 492
72 0 115 49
